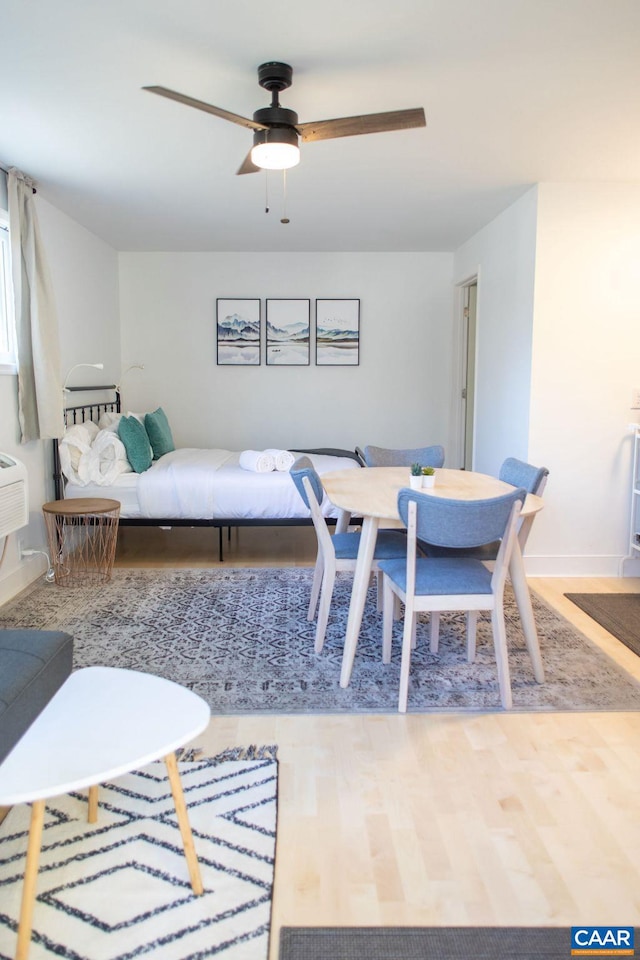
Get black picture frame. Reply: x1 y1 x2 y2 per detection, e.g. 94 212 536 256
266 299 311 366
315 299 360 366
216 298 261 366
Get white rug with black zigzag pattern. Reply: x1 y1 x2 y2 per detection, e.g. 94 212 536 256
0 753 277 960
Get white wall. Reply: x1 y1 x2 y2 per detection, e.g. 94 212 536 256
526 183 640 576
0 198 119 603
38 198 121 379
118 252 455 453
453 188 538 474
454 182 640 576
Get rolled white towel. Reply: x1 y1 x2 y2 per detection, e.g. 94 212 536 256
265 448 295 472
239 449 276 473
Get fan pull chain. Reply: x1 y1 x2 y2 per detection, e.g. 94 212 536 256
281 169 290 224
265 170 269 214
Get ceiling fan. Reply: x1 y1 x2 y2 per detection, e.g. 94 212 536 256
143 61 426 175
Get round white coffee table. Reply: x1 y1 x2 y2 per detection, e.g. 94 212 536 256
0 667 211 960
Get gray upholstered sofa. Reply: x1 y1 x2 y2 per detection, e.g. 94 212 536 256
0 629 74 765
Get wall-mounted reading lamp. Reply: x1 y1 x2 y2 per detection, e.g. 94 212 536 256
115 364 144 394
62 362 104 392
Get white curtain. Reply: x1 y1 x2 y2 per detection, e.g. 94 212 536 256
8 167 64 442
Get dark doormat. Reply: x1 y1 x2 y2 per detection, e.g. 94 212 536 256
565 592 640 657
279 926 611 959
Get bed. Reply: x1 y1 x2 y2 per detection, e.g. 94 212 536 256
53 387 361 559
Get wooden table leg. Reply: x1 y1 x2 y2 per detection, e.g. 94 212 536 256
340 515 379 688
509 543 545 683
334 508 351 535
88 785 98 823
16 799 45 960
164 752 204 896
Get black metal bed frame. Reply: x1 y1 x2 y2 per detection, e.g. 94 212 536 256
53 386 354 561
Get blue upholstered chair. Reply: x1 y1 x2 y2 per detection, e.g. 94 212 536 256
378 485 527 712
499 458 548 550
500 457 548 495
421 457 548 560
290 457 408 654
362 444 445 468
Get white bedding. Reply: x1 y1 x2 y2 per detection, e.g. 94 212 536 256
63 448 359 520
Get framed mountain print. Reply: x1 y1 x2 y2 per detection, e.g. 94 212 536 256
216 298 261 365
266 299 310 365
315 299 360 365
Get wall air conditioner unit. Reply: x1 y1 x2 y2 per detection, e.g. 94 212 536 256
0 453 29 537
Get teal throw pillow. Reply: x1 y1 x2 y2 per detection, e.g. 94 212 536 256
144 407 175 460
118 415 153 473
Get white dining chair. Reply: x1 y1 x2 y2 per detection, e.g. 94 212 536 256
420 458 548 660
422 458 548 561
379 485 527 712
290 457 408 654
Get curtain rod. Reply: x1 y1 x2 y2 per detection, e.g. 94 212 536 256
0 164 37 194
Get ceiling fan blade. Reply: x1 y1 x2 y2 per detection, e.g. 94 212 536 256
236 151 261 175
297 107 426 143
143 85 268 132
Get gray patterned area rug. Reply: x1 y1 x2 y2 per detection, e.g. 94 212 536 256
0 755 277 960
1 568 640 713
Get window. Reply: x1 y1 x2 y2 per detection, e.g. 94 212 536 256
0 214 17 373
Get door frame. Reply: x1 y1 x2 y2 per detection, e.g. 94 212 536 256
450 270 480 469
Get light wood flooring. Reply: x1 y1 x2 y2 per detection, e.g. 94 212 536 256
115 527 640 950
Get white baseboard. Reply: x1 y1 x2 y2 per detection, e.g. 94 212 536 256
0 557 47 607
523 555 639 578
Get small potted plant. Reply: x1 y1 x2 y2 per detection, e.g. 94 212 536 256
421 465 436 488
410 463 423 490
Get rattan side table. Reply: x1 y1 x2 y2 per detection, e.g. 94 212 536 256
42 498 120 586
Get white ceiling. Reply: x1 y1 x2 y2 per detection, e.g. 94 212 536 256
2 0 639 252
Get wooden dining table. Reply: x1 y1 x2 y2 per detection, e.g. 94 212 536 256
321 466 546 689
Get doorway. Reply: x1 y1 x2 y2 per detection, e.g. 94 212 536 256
461 280 477 470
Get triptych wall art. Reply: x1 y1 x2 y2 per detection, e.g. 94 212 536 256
216 298 360 366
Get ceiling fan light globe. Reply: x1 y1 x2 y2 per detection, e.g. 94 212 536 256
251 141 300 170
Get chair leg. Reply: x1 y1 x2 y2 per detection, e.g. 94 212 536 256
376 569 384 612
382 576 394 664
429 612 440 653
315 564 336 654
398 605 416 713
410 615 417 650
393 594 401 620
508 545 545 683
491 603 513 709
466 611 478 662
307 552 323 621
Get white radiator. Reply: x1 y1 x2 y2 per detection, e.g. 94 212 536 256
0 454 29 537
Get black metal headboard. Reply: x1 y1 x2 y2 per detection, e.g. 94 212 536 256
53 385 121 500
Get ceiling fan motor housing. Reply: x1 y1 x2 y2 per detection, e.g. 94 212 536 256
252 106 300 151
255 62 299 146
